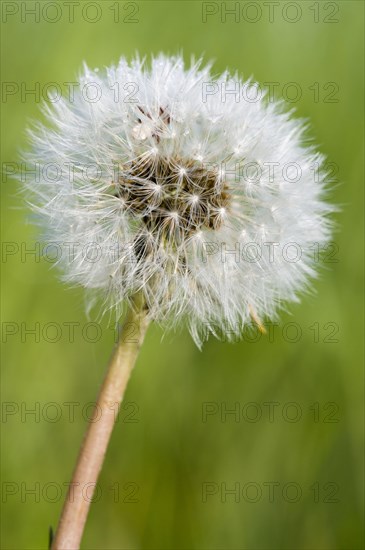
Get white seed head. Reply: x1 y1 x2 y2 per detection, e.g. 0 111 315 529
22 54 333 346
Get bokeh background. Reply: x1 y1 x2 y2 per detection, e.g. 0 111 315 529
1 1 364 549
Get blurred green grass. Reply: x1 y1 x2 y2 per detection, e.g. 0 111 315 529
1 1 364 549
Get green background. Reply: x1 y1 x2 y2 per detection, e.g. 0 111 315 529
1 1 364 548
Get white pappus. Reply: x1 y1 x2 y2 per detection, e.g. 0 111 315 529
23 54 333 346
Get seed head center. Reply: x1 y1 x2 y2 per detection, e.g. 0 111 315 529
115 155 230 239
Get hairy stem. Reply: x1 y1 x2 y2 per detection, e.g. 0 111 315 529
52 296 149 549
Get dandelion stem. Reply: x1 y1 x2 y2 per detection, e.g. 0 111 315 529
52 295 149 549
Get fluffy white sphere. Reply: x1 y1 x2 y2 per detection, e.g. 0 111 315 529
24 55 333 345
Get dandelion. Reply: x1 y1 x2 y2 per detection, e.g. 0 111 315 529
22 55 333 548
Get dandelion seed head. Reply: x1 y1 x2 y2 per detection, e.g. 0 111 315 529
22 54 333 346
